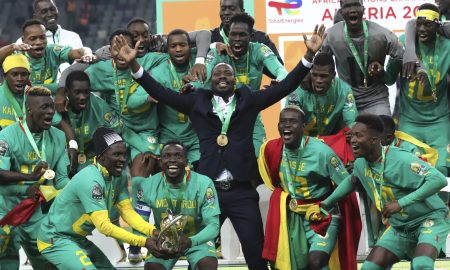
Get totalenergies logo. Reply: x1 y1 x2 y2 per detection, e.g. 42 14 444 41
268 0 302 16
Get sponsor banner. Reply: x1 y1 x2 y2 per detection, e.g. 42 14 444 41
266 0 429 34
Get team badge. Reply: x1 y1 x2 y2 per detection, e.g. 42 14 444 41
103 112 117 125
92 184 103 200
206 241 214 247
206 51 215 64
318 233 329 239
410 162 428 176
346 94 355 107
205 187 215 204
260 45 274 58
0 140 8 156
423 220 435 228
136 189 144 201
147 136 156 144
330 156 343 172
53 45 62 52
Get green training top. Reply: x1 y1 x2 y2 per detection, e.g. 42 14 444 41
286 78 357 136
398 35 450 123
38 164 129 241
279 137 349 200
134 171 220 246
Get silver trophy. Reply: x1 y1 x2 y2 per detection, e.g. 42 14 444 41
157 209 188 252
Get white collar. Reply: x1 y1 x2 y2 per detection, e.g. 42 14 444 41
45 25 61 37
213 94 235 105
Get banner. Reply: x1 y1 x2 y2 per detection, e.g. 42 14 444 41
266 0 429 34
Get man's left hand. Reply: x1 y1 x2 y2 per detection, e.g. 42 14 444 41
176 235 192 255
368 61 384 77
190 64 206 82
381 201 401 218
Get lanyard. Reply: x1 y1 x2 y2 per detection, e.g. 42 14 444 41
168 59 191 89
313 92 331 135
19 120 47 162
220 27 229 44
230 44 251 85
163 173 187 215
112 61 131 114
344 21 369 87
3 84 26 121
211 96 236 136
418 35 440 102
281 137 306 196
368 146 388 211
69 109 87 154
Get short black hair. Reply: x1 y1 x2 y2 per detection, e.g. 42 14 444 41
22 19 45 33
340 0 363 8
378 115 396 134
281 105 306 123
220 0 244 10
109 29 134 46
167 29 191 46
33 0 55 12
66 71 90 90
418 3 440 13
355 114 384 135
161 140 188 157
313 52 335 68
229 12 255 33
126 17 149 29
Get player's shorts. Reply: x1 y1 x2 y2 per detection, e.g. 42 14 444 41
304 215 339 254
0 225 20 270
125 129 160 160
39 237 114 270
145 240 217 270
375 217 450 260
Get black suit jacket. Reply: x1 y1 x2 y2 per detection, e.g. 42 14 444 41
135 59 311 182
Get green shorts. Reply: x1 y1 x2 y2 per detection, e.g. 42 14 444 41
123 128 160 160
375 217 450 260
304 215 339 254
39 237 114 270
0 225 20 270
145 241 217 270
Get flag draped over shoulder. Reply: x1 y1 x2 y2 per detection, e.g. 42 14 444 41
258 137 361 270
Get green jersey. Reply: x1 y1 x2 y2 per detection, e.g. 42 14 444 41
279 137 349 200
134 171 220 244
38 164 129 242
352 146 448 231
150 52 199 144
398 35 450 123
85 59 158 133
286 78 357 136
0 124 69 219
0 83 61 129
66 93 123 168
23 44 72 93
391 138 423 158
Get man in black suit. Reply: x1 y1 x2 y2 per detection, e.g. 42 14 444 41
113 25 325 270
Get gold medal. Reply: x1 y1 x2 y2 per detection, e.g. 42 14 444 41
289 198 298 211
43 169 55 180
217 134 228 147
78 153 87 164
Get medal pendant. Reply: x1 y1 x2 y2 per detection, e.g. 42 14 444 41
217 134 228 147
43 169 55 180
289 198 298 211
78 153 87 164
364 77 368 88
432 91 437 102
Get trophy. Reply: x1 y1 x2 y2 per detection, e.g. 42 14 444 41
157 209 188 252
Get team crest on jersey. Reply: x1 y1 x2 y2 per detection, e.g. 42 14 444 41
410 162 428 176
136 189 144 201
330 156 343 172
206 51 215 64
104 112 117 125
346 94 355 107
147 136 156 144
205 187 215 204
422 219 434 228
53 45 63 52
0 140 8 156
260 45 273 58
92 184 103 200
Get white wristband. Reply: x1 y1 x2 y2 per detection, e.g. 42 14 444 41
195 57 205 65
68 140 78 150
82 47 93 55
209 42 217 49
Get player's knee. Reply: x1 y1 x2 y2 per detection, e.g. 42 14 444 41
309 257 328 270
361 260 384 270
412 256 434 270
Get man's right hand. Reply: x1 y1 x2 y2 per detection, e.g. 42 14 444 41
28 161 48 182
12 43 32 52
144 237 178 260
55 88 67 113
113 35 139 64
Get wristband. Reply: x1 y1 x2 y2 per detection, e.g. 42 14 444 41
195 57 205 65
68 140 78 150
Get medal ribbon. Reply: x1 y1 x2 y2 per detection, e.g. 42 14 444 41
95 162 115 211
418 35 440 102
344 21 369 86
219 27 229 44
163 173 187 215
19 120 47 162
230 44 251 85
368 146 389 211
211 96 236 137
280 137 306 197
3 84 26 121
112 61 131 114
168 59 191 89
69 109 87 154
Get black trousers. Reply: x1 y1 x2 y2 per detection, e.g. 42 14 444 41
216 184 268 270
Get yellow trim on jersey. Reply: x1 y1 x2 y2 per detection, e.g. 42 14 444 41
37 239 52 252
72 214 92 237
0 119 15 127
115 199 156 236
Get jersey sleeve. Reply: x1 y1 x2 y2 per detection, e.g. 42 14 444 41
340 82 357 128
323 144 349 185
52 44 72 64
127 86 151 110
97 98 124 134
259 44 288 80
203 49 221 88
189 181 220 246
53 145 70 189
140 52 169 71
76 178 107 214
0 135 12 171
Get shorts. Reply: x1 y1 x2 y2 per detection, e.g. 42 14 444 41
0 225 20 270
304 215 339 253
124 129 160 160
145 241 217 270
375 217 450 260
39 236 114 270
